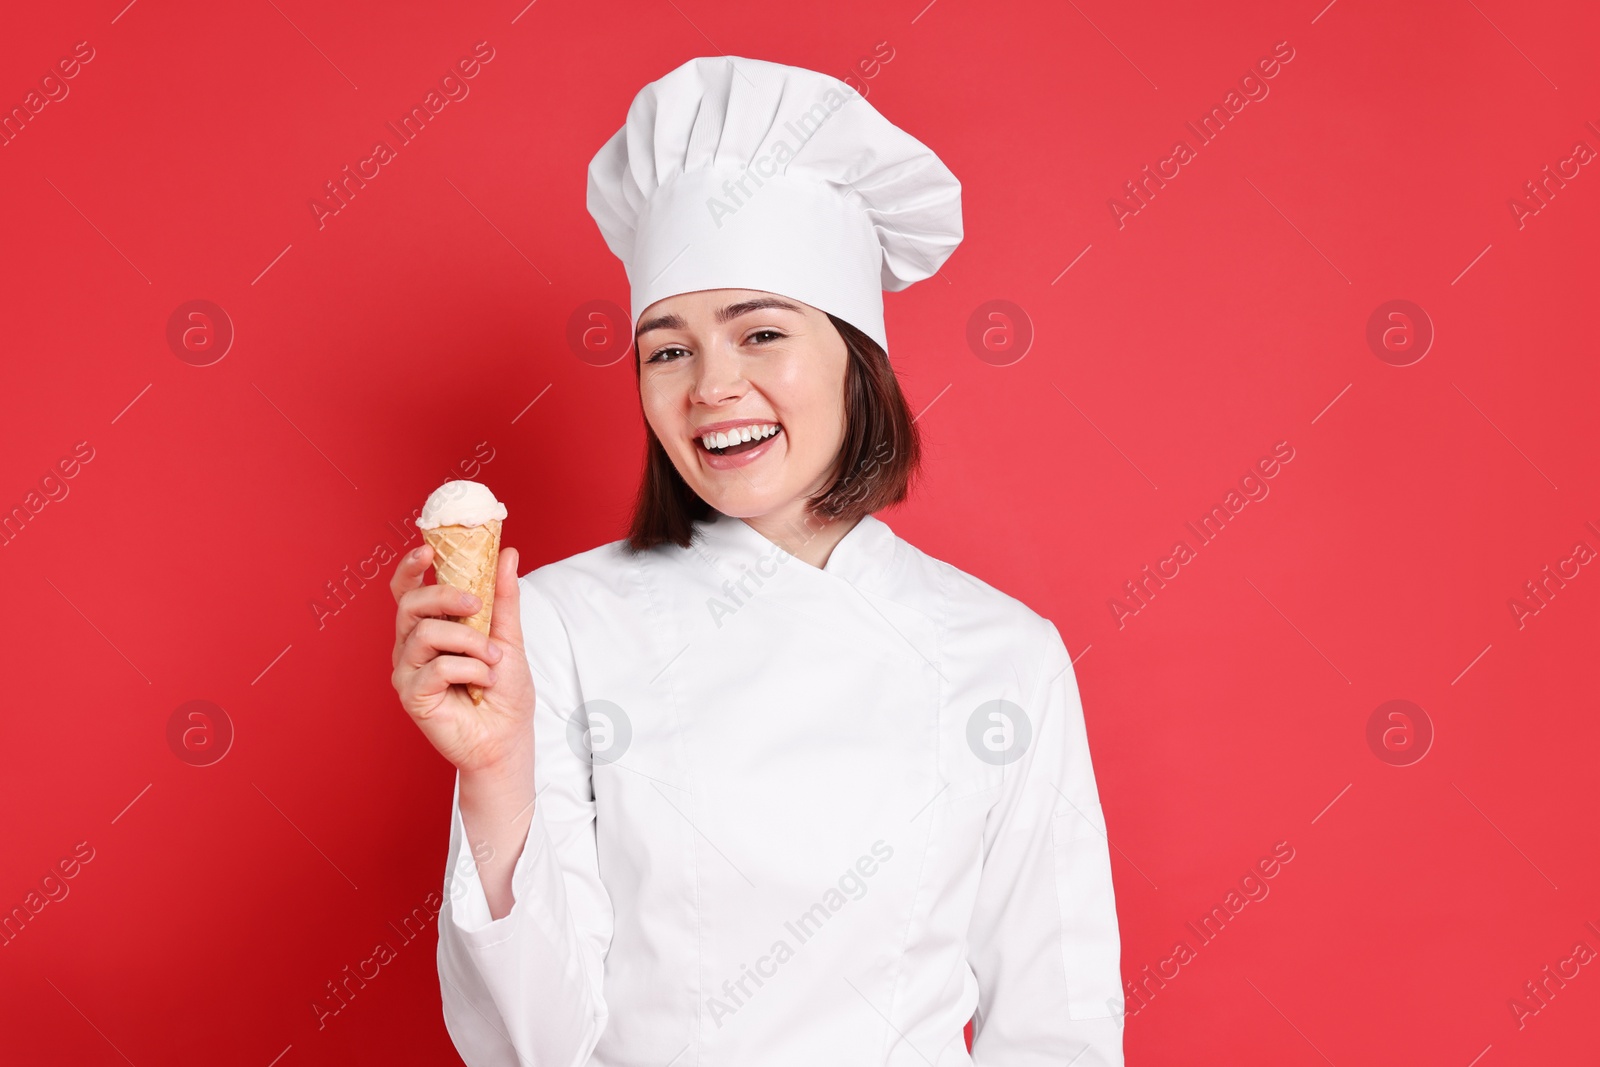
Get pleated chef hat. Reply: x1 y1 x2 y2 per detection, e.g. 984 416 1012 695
585 55 963 357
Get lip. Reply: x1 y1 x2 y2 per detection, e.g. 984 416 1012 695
691 417 782 439
695 421 784 471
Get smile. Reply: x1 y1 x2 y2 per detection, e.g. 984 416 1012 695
697 422 782 456
694 422 783 470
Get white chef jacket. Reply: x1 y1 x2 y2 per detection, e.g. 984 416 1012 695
436 509 1124 1066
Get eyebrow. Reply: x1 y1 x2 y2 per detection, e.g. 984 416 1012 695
635 297 806 337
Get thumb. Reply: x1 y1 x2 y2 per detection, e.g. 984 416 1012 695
488 546 524 650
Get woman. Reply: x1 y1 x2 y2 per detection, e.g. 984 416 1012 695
390 55 1124 1066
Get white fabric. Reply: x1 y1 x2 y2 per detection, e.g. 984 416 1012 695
436 512 1125 1065
585 55 964 356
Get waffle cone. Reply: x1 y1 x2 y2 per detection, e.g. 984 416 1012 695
422 518 501 704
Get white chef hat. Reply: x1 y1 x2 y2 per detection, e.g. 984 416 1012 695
585 55 963 357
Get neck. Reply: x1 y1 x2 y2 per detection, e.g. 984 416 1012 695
741 501 862 569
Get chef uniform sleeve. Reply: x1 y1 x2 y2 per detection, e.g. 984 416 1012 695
436 572 613 1067
967 619 1125 1066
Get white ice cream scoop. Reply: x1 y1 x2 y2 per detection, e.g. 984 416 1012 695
417 479 508 530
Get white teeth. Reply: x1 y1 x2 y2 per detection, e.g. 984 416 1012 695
699 423 780 451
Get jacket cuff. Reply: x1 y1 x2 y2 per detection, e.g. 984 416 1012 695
444 787 550 944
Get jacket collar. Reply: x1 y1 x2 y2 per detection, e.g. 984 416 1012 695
690 508 896 591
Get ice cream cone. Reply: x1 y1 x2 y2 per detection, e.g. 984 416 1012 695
422 517 501 705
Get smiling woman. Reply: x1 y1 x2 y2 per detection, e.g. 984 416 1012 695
398 53 1126 1067
626 289 920 558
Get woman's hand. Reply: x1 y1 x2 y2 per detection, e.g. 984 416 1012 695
390 543 536 775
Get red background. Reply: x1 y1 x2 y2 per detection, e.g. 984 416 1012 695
3 0 1597 1063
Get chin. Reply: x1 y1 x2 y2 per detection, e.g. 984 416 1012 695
693 487 781 520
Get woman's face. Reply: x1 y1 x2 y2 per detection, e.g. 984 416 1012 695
635 288 849 521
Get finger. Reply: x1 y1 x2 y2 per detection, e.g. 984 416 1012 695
401 617 504 672
396 581 484 646
389 543 434 603
413 654 496 699
487 547 524 650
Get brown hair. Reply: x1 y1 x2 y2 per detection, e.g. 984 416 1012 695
624 313 922 552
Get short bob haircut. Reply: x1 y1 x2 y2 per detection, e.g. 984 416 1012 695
625 312 921 553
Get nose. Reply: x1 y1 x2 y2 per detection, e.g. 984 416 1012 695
689 336 746 406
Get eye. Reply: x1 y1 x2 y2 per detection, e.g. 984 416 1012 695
645 345 690 364
747 329 785 344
